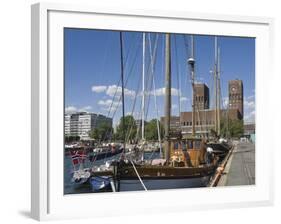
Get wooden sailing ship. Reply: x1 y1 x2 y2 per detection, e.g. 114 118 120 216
91 33 220 192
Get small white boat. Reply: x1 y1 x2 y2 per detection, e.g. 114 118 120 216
71 168 91 185
70 150 90 186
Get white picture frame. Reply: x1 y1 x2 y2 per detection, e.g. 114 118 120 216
31 2 274 221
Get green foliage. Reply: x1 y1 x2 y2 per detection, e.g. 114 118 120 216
220 118 244 138
64 135 80 143
113 116 163 142
89 121 113 141
144 119 164 141
114 115 137 141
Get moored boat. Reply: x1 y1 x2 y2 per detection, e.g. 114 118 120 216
91 33 221 192
70 150 91 186
88 144 124 162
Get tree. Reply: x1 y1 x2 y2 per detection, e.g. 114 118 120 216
89 122 113 142
114 115 137 141
220 118 244 138
64 135 80 143
144 119 164 141
229 119 244 138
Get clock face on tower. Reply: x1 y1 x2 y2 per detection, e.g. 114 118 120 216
231 86 237 93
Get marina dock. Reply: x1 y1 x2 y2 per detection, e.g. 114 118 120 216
217 141 255 186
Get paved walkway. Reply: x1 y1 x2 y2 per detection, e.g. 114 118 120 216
218 141 255 186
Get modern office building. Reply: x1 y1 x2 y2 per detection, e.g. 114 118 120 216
64 112 112 140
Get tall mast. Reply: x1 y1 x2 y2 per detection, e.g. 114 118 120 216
119 32 126 151
148 34 163 158
164 34 171 162
214 36 218 134
188 35 196 137
217 46 221 136
141 33 146 141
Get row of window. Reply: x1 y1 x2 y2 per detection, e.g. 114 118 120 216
195 95 205 102
182 120 215 126
230 94 242 100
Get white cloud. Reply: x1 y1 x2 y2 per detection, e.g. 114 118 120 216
180 97 188 102
79 106 92 112
244 99 255 110
65 105 94 114
244 96 255 123
65 106 77 113
98 99 120 111
246 95 255 100
92 85 136 99
222 97 229 108
106 85 136 98
244 110 255 123
91 85 107 93
172 104 178 110
154 87 180 96
98 99 118 107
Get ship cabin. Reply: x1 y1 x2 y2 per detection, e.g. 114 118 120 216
169 137 207 168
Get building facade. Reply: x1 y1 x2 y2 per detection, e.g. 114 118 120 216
229 79 243 119
64 112 112 140
180 108 241 135
160 80 245 136
194 83 210 110
160 116 181 131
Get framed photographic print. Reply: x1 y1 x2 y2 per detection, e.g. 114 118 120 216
31 2 274 221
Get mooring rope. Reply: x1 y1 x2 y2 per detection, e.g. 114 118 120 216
129 160 148 191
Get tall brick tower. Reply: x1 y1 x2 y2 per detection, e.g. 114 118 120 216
228 80 243 119
194 83 209 110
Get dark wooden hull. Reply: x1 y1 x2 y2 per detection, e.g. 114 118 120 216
119 176 211 191
115 164 216 191
91 163 217 191
117 165 216 179
116 166 215 191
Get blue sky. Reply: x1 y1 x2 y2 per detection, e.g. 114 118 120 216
64 28 255 126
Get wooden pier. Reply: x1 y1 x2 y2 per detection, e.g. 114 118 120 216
210 141 255 187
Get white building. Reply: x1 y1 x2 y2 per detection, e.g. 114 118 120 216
65 114 71 136
65 112 112 140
